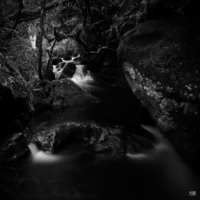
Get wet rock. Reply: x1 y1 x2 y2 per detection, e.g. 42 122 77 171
51 57 62 65
118 16 200 169
32 79 99 111
0 57 34 134
119 22 135 37
10 118 23 133
81 47 117 68
59 63 76 79
0 133 29 164
29 123 153 158
42 64 55 81
53 62 76 79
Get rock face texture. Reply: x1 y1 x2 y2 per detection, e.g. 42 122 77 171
0 133 29 164
32 79 99 111
0 56 34 134
28 123 153 157
118 16 200 168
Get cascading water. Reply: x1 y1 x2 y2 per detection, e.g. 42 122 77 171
28 143 39 156
29 35 37 49
52 56 93 87
71 64 93 86
28 143 62 163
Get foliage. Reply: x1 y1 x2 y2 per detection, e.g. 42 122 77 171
0 0 191 83
7 32 38 81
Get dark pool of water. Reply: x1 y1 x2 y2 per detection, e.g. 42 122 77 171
0 81 199 200
30 82 154 129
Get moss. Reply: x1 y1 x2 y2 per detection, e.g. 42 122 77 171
118 16 200 168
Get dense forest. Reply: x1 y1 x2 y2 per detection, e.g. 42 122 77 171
0 0 192 81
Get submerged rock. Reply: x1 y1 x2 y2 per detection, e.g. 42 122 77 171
118 16 200 168
29 123 153 158
32 79 99 111
0 133 29 164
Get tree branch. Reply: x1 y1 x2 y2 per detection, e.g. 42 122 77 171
38 0 47 80
2 0 71 26
12 0 25 30
76 30 90 54
46 39 57 73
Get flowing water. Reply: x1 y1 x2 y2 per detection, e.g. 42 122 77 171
1 67 200 200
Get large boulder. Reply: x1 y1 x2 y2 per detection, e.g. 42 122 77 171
0 133 29 164
118 16 200 169
32 79 99 111
58 62 76 79
0 56 34 134
28 123 153 157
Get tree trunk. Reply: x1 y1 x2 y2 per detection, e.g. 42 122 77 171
46 39 57 73
38 0 46 80
12 0 25 30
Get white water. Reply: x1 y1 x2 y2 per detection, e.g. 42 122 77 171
29 35 37 49
52 55 94 86
28 143 62 163
71 64 93 86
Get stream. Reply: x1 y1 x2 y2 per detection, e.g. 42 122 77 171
0 65 199 200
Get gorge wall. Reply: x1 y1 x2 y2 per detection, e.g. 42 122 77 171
118 15 200 169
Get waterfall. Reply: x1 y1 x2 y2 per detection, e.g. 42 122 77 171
71 64 93 86
29 35 37 49
28 143 39 156
28 143 62 163
52 55 94 86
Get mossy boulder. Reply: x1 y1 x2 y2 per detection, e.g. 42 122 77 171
32 79 99 111
118 16 200 169
29 122 153 157
0 56 34 134
0 133 29 164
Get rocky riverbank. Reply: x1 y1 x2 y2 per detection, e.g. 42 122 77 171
118 15 200 170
